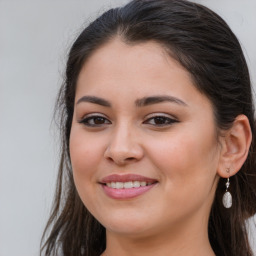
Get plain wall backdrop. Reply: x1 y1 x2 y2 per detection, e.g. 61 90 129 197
0 1 255 255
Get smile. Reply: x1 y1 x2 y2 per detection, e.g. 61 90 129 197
106 181 153 189
100 174 158 199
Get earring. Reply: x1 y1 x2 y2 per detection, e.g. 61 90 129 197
222 177 232 208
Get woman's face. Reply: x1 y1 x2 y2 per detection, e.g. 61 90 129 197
70 39 221 238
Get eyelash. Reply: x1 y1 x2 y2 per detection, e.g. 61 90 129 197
79 114 178 127
143 115 178 126
79 115 111 127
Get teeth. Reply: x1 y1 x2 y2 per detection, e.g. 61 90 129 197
116 182 124 189
111 182 116 189
133 181 140 188
106 181 152 189
124 181 133 189
140 181 146 186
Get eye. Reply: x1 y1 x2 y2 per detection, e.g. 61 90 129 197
144 115 178 126
79 115 111 127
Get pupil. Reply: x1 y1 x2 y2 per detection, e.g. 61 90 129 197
155 117 166 124
94 117 104 124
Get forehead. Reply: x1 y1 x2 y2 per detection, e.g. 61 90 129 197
76 38 193 95
77 38 213 113
81 39 172 74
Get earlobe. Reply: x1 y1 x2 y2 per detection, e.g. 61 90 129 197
217 114 252 178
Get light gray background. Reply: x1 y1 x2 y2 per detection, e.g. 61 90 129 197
0 1 255 255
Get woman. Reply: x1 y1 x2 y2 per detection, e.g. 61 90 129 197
41 0 256 255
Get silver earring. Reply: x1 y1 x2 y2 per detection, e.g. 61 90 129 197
222 177 232 208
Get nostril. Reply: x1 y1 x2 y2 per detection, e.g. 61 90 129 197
126 157 136 161
106 156 137 166
106 156 114 162
104 145 144 165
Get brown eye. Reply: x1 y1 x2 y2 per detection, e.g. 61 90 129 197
94 117 106 124
144 115 178 126
154 117 169 125
79 115 111 127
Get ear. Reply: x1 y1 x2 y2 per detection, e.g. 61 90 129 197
217 114 252 178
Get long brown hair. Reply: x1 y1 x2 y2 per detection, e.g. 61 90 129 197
41 0 256 255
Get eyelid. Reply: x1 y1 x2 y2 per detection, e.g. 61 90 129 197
79 112 107 120
144 112 178 120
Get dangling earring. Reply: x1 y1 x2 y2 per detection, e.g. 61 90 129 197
222 176 232 208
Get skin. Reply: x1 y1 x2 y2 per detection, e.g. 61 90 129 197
69 38 228 256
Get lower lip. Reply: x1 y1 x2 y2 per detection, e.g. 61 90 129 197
102 183 156 199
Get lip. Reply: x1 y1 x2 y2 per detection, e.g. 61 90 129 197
100 174 158 200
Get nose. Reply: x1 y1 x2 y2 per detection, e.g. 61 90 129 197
104 124 144 166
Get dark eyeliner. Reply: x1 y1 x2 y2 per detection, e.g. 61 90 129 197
143 115 179 126
78 115 111 127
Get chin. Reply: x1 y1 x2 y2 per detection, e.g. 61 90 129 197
106 224 154 238
99 212 155 236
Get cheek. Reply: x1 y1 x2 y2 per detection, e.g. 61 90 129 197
145 127 219 183
69 126 104 187
69 127 106 211
146 131 219 214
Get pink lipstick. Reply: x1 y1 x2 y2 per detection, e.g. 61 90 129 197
100 174 158 199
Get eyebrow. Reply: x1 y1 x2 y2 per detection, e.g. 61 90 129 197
76 95 187 107
135 95 187 107
76 96 111 107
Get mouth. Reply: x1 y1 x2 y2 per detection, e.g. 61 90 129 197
100 174 158 199
105 181 155 189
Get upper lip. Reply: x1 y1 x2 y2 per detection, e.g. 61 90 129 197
100 174 158 184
